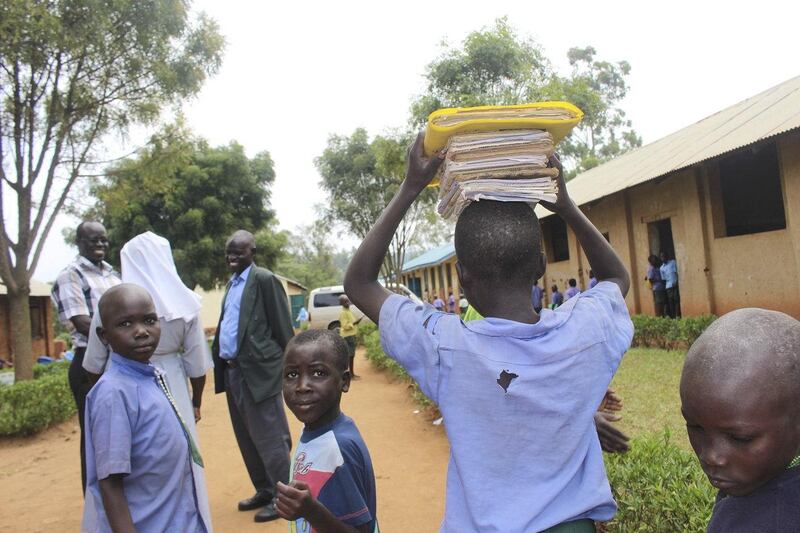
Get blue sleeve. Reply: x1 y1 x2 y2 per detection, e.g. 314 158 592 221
317 440 374 527
379 294 443 403
88 382 136 480
579 281 634 365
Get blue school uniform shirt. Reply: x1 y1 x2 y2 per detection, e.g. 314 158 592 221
380 281 633 532
289 413 378 533
531 285 544 308
82 353 206 533
659 259 678 289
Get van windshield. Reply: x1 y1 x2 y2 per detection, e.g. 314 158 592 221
313 292 345 308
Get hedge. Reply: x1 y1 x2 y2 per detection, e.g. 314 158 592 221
631 315 717 350
0 361 76 436
602 431 714 532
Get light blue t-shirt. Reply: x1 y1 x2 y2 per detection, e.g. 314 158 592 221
82 353 206 532
659 259 678 289
219 264 251 359
380 281 633 532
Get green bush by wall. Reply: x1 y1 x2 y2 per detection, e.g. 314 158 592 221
631 315 717 350
0 361 75 436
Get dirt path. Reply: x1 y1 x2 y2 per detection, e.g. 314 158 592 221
0 348 449 532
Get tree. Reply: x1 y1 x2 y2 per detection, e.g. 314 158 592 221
87 123 284 290
410 18 641 178
316 129 435 285
276 220 344 291
0 0 224 380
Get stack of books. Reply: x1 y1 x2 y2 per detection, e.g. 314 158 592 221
423 102 583 219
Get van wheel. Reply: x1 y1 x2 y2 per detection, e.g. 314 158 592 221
328 321 340 334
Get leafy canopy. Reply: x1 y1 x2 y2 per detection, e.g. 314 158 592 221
88 122 283 289
410 18 641 178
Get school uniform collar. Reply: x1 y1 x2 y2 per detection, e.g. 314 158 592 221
300 412 347 442
463 294 580 338
110 352 157 377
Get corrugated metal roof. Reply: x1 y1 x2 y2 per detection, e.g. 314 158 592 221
0 279 52 297
536 75 800 218
402 242 455 272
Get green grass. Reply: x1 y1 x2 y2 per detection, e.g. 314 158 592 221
611 348 689 450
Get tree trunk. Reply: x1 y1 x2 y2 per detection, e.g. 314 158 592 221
10 287 33 381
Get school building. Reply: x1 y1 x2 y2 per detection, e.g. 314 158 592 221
402 75 800 319
0 279 57 364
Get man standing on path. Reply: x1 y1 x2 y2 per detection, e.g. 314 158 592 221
212 230 294 523
51 221 121 494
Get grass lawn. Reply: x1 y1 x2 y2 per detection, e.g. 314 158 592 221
610 347 690 450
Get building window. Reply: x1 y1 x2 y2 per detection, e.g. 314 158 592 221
716 141 786 237
542 216 570 262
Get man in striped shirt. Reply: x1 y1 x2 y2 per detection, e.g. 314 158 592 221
51 221 121 494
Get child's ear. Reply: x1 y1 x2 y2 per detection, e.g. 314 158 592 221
97 326 109 346
341 369 352 393
456 261 470 289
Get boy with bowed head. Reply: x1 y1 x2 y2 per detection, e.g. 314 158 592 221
680 308 800 532
345 133 633 532
83 284 207 532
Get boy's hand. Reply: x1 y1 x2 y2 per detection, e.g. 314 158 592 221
276 480 316 520
594 411 630 453
598 388 623 412
404 131 445 192
539 153 576 215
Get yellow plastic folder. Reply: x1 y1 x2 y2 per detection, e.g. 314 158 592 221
423 101 584 157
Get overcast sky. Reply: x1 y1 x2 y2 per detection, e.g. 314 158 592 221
31 0 800 281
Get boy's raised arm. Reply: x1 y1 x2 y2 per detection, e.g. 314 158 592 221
344 132 444 323
540 155 631 296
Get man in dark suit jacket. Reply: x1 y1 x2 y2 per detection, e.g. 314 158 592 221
212 230 294 523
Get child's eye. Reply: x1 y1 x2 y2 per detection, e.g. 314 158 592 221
118 320 132 327
312 369 327 377
285 371 298 379
728 434 755 444
145 317 157 325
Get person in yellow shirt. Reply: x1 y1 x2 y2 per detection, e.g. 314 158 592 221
338 295 362 379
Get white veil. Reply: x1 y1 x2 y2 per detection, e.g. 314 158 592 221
120 232 202 322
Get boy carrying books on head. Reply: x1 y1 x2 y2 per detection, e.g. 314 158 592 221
344 132 633 532
82 284 208 532
277 329 378 533
681 308 800 532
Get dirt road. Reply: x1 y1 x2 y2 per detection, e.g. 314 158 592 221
0 349 448 532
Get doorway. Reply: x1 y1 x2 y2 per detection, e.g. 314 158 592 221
648 218 675 259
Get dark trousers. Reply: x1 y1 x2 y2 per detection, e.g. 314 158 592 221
68 347 88 494
665 285 681 318
225 366 291 499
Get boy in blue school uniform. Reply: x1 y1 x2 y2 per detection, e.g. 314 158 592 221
681 308 800 532
276 329 378 533
344 133 633 532
82 284 207 533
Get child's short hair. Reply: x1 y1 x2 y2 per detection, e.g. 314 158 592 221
568 278 577 287
454 201 543 285
287 329 350 371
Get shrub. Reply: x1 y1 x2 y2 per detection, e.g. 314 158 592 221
631 315 716 350
357 321 377 346
360 326 435 410
601 431 714 532
0 362 75 436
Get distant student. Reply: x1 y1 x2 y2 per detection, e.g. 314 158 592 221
680 308 800 532
565 278 581 300
659 251 680 318
531 279 544 314
645 255 666 317
458 295 469 315
588 270 598 289
277 330 378 532
296 306 310 331
82 284 207 532
448 291 456 313
344 134 633 531
338 295 361 379
550 284 564 309
433 295 445 311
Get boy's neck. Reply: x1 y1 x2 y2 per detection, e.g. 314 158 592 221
471 285 539 324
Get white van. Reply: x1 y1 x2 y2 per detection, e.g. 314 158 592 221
307 283 422 331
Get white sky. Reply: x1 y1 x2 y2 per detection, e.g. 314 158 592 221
30 0 800 281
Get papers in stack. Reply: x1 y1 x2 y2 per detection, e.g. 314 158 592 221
436 129 560 219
